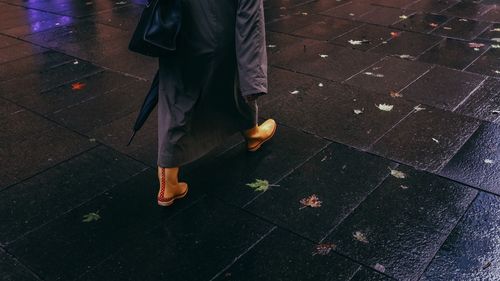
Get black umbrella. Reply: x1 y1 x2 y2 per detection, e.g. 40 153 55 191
127 70 160 146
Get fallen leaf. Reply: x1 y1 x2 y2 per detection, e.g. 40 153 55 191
349 13 355 16
374 263 386 273
495 70 500 74
348 40 363 45
353 109 363 115
491 28 500 32
401 185 409 190
353 231 368 243
71 82 86 91
82 211 100 223
364 72 384 78
301 12 308 15
267 44 277 48
319 54 329 58
429 23 439 28
390 90 403 98
390 31 400 38
399 15 408 19
318 83 324 87
73 60 79 65
246 179 277 192
312 243 336 256
484 159 495 164
375 103 393 111
398 54 415 60
290 90 300 95
389 168 406 179
299 194 322 210
443 26 452 30
432 137 440 144
458 18 468 22
468 42 485 48
414 105 426 111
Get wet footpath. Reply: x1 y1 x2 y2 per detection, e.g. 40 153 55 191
1 0 500 280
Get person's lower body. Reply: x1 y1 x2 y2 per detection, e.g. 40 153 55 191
155 0 271 207
156 118 277 207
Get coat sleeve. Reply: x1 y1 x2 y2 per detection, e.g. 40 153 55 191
235 0 268 97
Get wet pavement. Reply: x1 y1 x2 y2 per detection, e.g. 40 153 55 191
0 0 499 280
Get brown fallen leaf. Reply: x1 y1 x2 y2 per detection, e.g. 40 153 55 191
71 82 86 91
390 90 403 98
312 243 336 256
299 194 322 210
390 31 400 38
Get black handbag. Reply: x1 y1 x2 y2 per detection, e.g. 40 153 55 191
128 0 182 57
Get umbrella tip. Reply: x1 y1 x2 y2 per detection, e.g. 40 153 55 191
126 131 137 146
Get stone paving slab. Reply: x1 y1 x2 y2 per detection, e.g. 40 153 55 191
1 0 500 280
455 77 500 122
0 108 98 190
245 142 396 242
440 122 500 195
0 145 147 245
76 198 275 281
186 125 329 208
421 192 500 280
0 248 39 281
211 228 361 281
324 165 478 280
370 107 481 172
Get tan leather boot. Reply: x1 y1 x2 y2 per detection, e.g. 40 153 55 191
243 119 277 152
157 167 188 207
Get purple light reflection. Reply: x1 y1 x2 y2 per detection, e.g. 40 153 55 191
28 14 73 33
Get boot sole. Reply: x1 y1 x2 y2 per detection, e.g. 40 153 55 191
157 186 189 207
247 123 277 152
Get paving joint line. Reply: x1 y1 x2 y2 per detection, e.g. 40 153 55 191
415 191 481 280
0 145 99 193
1 246 46 281
317 163 398 243
241 140 332 208
208 226 278 281
5 166 149 247
71 194 207 281
451 77 488 112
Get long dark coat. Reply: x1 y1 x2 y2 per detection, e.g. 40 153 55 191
157 0 268 167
